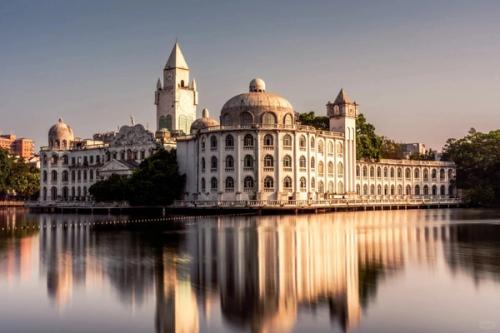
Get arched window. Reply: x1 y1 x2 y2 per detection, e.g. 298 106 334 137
244 176 254 190
244 155 254 168
377 167 382 178
62 170 68 182
384 185 388 195
51 187 57 201
440 185 446 195
225 155 234 169
221 113 231 126
390 167 395 178
318 161 324 176
310 157 315 169
318 181 324 193
201 178 206 192
63 155 69 165
415 185 420 195
337 142 343 154
355 165 360 177
363 184 368 195
328 141 334 154
363 166 368 177
201 137 206 150
377 184 382 195
329 162 334 176
405 168 411 179
397 185 403 195
283 155 292 168
432 185 437 195
283 176 293 189
318 140 324 154
264 134 274 146
210 135 217 149
370 166 375 178
283 134 292 148
383 167 388 178
299 135 306 149
356 184 361 195
225 135 234 148
225 177 234 191
262 112 276 125
397 168 402 178
424 185 429 195
201 158 206 172
244 134 254 147
264 155 274 167
311 177 315 189
415 168 420 178
328 181 334 193
43 171 47 182
211 156 217 170
406 185 412 196
211 177 218 191
283 113 293 126
62 187 68 201
310 136 315 149
423 168 429 180
300 177 306 191
448 169 453 180
264 176 274 189
241 112 253 126
431 169 437 179
448 185 454 197
51 170 58 182
299 156 306 169
440 168 445 180
180 80 185 87
337 162 344 176
337 181 344 193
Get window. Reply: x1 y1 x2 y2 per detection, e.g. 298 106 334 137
431 169 437 179
310 157 315 169
43 171 47 182
370 184 375 195
264 134 274 146
283 155 292 168
244 155 254 168
406 185 412 196
363 166 368 177
264 176 274 189
210 136 217 150
329 162 334 176
329 181 334 193
244 134 254 147
225 155 234 170
283 176 292 189
311 177 315 189
432 185 437 195
90 170 94 181
62 171 68 182
338 162 344 176
397 168 402 178
51 170 57 182
337 181 344 193
318 161 324 176
210 177 218 191
299 156 306 169
384 185 389 195
377 167 382 178
63 155 69 165
201 137 206 150
244 176 254 190
391 185 395 195
377 184 382 195
241 112 253 125
424 185 429 195
415 185 420 195
225 177 234 191
264 155 274 167
448 169 453 180
310 137 315 149
318 181 324 193
201 158 206 172
440 185 446 195
225 135 234 148
356 165 360 177
383 167 388 178
370 167 375 178
424 169 429 180
328 141 334 154
318 140 324 154
201 178 206 192
283 113 293 126
337 142 343 154
211 156 217 171
283 134 292 148
390 167 395 178
300 177 306 191
363 184 368 195
262 112 276 125
440 168 445 180
299 135 306 149
405 168 411 179
414 168 420 178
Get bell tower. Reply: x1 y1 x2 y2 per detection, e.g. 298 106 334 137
327 89 358 194
155 42 198 134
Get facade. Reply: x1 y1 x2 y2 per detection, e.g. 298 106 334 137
0 134 35 159
155 42 198 134
400 143 426 158
177 77 456 202
39 119 157 203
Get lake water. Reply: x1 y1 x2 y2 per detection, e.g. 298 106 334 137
1 208 499 333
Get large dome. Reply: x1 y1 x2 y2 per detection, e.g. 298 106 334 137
220 78 295 127
48 118 74 150
190 108 220 133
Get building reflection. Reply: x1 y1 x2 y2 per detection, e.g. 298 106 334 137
2 208 500 332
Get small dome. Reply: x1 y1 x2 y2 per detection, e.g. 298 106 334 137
48 118 74 150
220 78 295 127
249 78 266 92
190 108 220 133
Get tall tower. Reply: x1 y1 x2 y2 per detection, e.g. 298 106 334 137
155 42 198 134
327 89 358 194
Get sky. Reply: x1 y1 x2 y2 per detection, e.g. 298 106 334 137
1 0 499 151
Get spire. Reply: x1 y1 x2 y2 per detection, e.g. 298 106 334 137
191 78 197 90
165 42 189 70
156 78 162 90
334 88 352 105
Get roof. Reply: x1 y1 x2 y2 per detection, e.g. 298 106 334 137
165 42 189 70
333 89 352 105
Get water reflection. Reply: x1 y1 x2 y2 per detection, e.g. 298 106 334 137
1 208 500 333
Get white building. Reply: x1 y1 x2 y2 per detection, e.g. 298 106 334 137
177 77 456 202
39 119 157 203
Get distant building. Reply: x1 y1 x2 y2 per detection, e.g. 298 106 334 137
0 134 35 159
400 143 426 159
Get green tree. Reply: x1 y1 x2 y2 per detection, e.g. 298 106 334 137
441 128 500 207
89 174 129 202
0 148 39 199
298 111 329 130
356 113 382 160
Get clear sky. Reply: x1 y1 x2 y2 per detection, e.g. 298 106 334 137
1 0 499 150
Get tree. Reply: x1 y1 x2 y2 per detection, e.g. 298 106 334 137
298 111 329 130
89 149 186 206
0 148 39 199
356 113 382 160
441 128 500 207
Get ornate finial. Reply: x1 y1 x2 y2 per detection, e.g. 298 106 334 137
202 108 209 118
130 116 135 125
58 117 63 123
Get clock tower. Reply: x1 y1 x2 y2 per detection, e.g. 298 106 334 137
155 42 198 134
